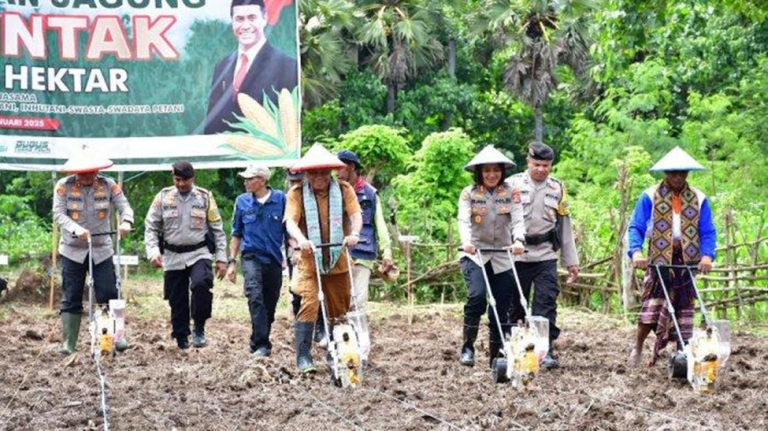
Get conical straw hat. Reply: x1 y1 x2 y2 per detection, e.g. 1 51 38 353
290 143 346 172
62 147 113 173
649 146 704 172
464 145 516 172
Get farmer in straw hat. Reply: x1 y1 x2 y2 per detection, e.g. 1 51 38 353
627 147 717 367
53 147 134 355
458 145 526 368
285 144 362 373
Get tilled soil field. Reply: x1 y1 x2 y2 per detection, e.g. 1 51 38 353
1 306 766 430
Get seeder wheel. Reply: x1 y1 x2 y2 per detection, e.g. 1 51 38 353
491 358 509 384
667 351 688 379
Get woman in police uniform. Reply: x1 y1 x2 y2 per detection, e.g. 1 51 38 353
457 145 526 368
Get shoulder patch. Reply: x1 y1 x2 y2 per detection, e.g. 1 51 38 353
110 183 123 197
56 185 66 196
207 195 222 223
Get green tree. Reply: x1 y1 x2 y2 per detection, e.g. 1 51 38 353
355 0 445 114
299 0 357 108
473 0 598 140
393 128 475 240
333 125 411 187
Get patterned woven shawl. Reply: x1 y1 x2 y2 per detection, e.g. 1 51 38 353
649 181 701 265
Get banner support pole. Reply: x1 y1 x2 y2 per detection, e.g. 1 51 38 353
49 171 58 310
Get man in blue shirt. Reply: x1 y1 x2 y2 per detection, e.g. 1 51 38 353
227 165 287 356
626 147 716 368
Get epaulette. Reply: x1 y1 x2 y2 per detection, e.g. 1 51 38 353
63 175 77 184
196 186 210 195
288 183 302 193
161 186 176 192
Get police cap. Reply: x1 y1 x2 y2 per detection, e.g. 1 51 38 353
172 161 195 179
528 141 555 161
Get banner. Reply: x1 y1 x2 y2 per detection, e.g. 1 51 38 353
0 0 301 171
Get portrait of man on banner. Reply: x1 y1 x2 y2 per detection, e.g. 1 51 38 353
203 0 299 137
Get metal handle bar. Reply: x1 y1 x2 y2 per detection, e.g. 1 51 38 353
71 230 118 239
293 239 369 251
650 264 711 325
457 247 528 253
650 264 698 270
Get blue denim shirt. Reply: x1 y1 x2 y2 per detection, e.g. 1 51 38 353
231 189 286 265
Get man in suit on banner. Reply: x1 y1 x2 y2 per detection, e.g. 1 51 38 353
204 0 298 135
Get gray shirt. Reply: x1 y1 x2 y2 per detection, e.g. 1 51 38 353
53 175 134 265
458 183 526 273
144 186 227 271
506 171 579 268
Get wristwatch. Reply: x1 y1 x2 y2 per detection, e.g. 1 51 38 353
228 257 237 265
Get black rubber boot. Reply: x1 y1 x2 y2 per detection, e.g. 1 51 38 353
489 341 504 369
314 315 328 349
177 336 190 350
59 312 81 356
542 347 559 369
192 321 207 348
295 321 317 374
459 320 479 367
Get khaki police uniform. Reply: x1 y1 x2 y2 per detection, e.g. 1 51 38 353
53 175 133 313
457 182 526 360
144 186 227 340
505 171 579 343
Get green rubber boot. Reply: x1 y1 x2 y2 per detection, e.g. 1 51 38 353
59 312 82 356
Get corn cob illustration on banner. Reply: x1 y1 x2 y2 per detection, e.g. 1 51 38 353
223 88 300 160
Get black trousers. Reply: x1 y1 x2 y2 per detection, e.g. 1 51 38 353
242 256 282 351
507 259 561 343
60 254 117 314
164 259 213 339
461 258 515 345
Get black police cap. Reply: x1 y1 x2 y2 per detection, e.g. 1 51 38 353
528 141 555 161
172 161 195 179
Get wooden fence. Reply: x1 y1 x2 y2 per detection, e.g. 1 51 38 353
377 208 767 318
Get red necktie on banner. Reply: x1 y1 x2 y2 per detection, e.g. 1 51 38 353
233 53 249 99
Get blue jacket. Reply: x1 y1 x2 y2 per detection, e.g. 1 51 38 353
231 189 286 265
627 184 716 259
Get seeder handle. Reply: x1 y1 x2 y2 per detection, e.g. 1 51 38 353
652 264 712 327
293 239 369 251
457 247 528 253
654 265 687 348
70 230 118 239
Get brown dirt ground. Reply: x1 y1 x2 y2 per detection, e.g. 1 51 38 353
0 301 767 430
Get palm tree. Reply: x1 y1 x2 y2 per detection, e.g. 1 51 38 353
355 0 445 114
299 0 357 109
474 0 597 141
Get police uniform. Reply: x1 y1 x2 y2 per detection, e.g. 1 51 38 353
457 145 526 367
144 184 227 343
53 174 134 314
505 143 579 364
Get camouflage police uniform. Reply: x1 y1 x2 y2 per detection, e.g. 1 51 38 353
144 185 227 344
53 174 134 314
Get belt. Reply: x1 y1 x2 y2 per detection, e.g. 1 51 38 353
525 229 555 246
163 240 207 254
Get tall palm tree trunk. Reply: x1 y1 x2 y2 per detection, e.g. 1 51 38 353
534 105 544 141
387 83 397 114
